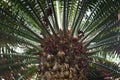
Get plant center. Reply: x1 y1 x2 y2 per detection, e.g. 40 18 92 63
39 30 88 79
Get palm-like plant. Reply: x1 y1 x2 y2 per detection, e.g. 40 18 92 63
0 0 120 80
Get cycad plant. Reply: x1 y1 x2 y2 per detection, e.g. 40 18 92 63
0 0 120 80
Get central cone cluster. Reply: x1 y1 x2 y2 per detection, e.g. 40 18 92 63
39 30 88 79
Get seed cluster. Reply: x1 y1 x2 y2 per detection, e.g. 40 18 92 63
39 31 88 79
